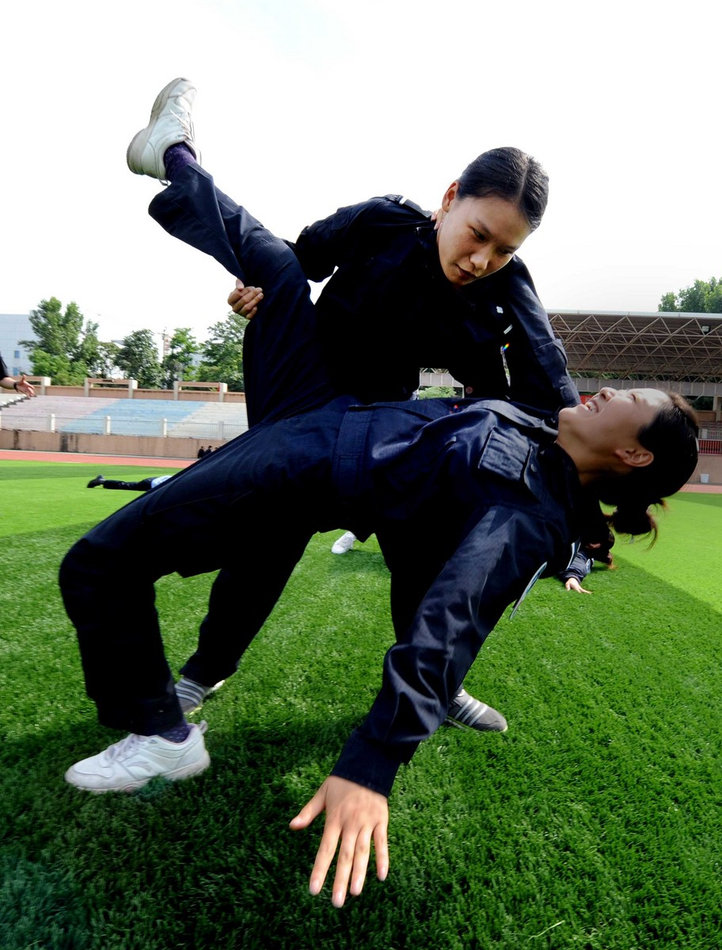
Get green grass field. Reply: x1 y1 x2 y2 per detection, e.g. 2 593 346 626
1 461 720 949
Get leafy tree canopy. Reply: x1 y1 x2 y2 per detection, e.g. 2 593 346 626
21 297 115 385
417 385 459 399
195 312 248 392
116 329 162 389
21 300 250 391
659 277 722 313
161 327 201 388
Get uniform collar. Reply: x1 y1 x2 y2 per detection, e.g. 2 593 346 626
541 441 586 530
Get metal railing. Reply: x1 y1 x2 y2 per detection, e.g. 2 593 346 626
0 411 246 441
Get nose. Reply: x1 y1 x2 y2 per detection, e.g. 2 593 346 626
599 387 617 400
469 247 494 275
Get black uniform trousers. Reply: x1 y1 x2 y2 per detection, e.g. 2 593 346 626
60 166 344 734
154 166 353 690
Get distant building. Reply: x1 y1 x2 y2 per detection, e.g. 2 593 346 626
0 313 34 375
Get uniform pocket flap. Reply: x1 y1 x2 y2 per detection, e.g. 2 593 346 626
477 427 531 483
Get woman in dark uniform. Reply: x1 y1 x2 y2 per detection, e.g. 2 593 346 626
59 80 698 910
124 79 579 725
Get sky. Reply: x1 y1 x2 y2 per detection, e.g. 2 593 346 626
2 0 720 347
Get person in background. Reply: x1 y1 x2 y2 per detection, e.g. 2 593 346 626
87 473 174 492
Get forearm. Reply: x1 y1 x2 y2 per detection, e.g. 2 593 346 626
500 258 579 411
1 374 34 396
333 512 551 795
558 550 592 584
332 730 405 798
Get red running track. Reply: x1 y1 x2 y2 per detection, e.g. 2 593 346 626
0 449 193 468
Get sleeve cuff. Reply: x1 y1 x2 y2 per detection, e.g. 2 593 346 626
331 728 410 798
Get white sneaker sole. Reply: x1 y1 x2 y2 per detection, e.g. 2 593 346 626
77 752 211 794
445 716 508 734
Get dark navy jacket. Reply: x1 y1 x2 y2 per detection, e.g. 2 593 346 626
293 197 579 411
323 397 583 795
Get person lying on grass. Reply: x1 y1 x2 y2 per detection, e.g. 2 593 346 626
59 79 698 910
86 473 173 491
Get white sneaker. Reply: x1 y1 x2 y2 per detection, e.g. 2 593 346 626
64 722 210 792
126 77 200 180
331 531 356 555
446 689 508 733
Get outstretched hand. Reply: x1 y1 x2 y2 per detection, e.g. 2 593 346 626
290 775 389 908
565 577 592 594
228 278 264 319
14 374 35 397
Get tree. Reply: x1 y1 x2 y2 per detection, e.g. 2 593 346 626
116 329 162 388
417 385 458 398
22 297 99 385
75 323 122 378
659 277 722 313
161 327 200 388
92 341 122 379
195 313 248 391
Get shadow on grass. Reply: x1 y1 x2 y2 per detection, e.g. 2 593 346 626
2 713 407 950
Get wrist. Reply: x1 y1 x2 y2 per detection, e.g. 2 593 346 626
13 381 19 391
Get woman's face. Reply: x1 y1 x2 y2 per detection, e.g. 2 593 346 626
435 184 532 287
559 388 671 457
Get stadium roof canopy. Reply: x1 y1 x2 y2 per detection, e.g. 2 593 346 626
549 310 722 383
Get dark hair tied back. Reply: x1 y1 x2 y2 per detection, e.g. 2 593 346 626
607 502 661 540
457 147 549 230
596 393 698 541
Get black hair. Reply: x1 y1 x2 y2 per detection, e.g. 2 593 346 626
456 147 549 230
595 393 699 541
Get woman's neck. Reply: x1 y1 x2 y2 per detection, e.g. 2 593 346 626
555 434 610 487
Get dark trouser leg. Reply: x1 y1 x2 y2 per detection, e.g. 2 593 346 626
148 164 340 684
61 409 344 734
100 478 154 491
148 164 337 425
180 527 312 686
60 502 183 734
64 160 345 731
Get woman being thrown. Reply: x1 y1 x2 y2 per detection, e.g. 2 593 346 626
59 79 698 910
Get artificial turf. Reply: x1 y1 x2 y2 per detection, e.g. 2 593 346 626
0 462 720 949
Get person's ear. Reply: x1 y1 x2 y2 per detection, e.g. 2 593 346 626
613 445 654 469
441 181 460 213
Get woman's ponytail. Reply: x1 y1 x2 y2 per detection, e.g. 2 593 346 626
596 393 698 540
607 501 661 541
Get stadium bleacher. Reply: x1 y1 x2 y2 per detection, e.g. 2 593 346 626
0 395 248 441
0 393 26 409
